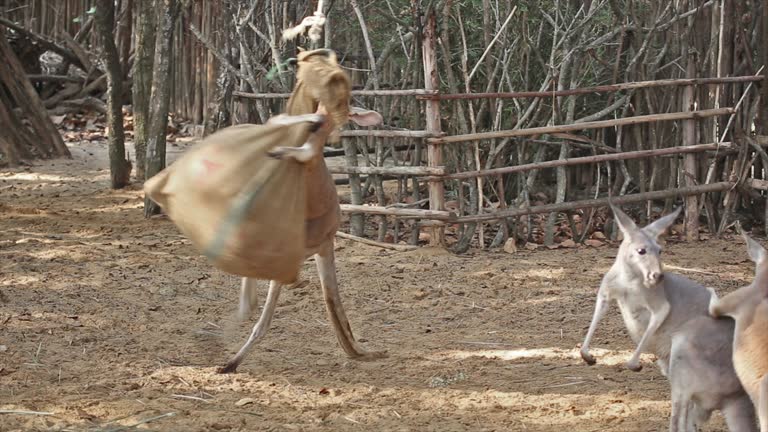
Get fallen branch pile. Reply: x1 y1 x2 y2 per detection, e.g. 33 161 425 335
1 17 121 117
0 30 70 165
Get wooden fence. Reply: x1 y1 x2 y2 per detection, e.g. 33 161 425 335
234 13 767 248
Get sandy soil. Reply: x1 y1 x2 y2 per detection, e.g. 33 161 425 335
0 137 756 432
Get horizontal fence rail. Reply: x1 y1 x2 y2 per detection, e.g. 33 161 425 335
456 182 735 223
234 89 438 99
340 204 457 220
415 75 765 101
235 76 763 102
339 129 439 138
328 165 445 176
435 142 739 181
427 108 734 145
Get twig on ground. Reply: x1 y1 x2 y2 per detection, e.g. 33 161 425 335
541 380 586 389
336 231 418 251
171 394 211 403
102 412 176 432
0 410 54 416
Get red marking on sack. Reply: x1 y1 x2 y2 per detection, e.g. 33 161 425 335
201 159 222 174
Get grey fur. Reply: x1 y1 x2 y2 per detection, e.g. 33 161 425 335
581 205 756 431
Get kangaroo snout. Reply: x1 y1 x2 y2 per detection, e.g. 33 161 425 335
646 271 664 285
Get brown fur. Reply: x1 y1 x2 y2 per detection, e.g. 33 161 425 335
284 49 349 248
710 231 768 430
219 48 385 374
733 301 768 396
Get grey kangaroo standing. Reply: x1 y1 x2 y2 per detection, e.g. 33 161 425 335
580 204 756 432
710 228 768 431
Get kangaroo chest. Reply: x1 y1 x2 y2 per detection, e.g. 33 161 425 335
615 292 652 344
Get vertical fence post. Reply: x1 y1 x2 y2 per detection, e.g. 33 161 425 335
682 65 700 241
760 1 768 236
422 9 445 246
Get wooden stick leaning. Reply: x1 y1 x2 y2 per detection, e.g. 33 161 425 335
335 231 417 251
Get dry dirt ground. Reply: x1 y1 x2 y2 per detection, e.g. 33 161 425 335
0 139 758 432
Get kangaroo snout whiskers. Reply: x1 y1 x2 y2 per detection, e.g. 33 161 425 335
647 271 664 285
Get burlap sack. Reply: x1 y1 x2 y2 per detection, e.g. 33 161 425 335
144 122 314 284
144 48 355 284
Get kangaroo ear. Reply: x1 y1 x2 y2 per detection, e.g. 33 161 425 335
610 203 638 238
348 107 383 126
740 224 767 264
644 206 682 239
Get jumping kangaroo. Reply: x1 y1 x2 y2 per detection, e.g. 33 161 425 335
709 229 768 431
218 50 386 374
580 204 756 431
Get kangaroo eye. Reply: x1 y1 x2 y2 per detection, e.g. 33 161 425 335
637 248 647 255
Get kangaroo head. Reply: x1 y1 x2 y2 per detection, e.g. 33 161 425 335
740 226 768 296
287 48 383 137
306 105 382 140
611 204 682 288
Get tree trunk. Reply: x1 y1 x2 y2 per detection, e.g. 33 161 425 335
0 135 20 166
0 83 33 165
132 0 156 180
96 0 130 189
144 0 180 217
117 0 133 78
213 1 235 131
